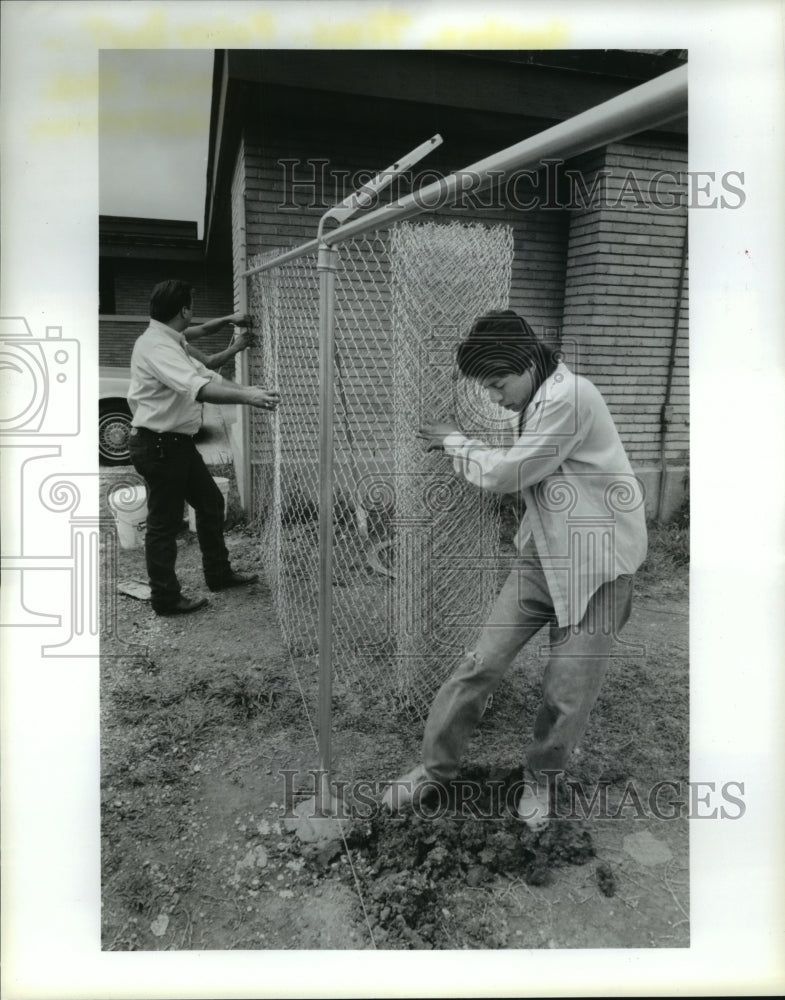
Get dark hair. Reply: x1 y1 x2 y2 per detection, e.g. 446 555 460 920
456 310 557 387
149 279 194 322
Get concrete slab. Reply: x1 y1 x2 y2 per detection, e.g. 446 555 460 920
283 796 346 844
117 579 151 601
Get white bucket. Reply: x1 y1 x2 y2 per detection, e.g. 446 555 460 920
108 484 148 550
188 476 230 532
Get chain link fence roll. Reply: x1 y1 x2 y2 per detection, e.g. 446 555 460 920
248 220 514 716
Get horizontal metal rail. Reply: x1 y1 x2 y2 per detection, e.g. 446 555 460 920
242 237 321 275
240 63 687 278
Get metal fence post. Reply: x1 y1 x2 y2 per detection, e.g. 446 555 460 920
317 241 340 813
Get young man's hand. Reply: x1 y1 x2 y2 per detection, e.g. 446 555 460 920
246 387 280 411
229 312 252 327
231 330 255 353
417 419 461 451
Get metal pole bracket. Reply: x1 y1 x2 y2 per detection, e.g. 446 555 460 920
317 244 340 272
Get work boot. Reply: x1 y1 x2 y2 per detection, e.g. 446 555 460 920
516 773 551 832
153 595 208 617
381 763 441 812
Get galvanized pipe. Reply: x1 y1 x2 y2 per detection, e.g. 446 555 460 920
316 243 339 790
324 64 687 246
243 237 321 277
240 64 687 278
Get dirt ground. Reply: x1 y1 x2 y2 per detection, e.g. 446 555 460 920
100 464 689 952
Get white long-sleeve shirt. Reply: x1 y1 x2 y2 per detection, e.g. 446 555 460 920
128 319 222 435
443 362 648 627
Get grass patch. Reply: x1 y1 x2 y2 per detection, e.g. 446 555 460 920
101 654 299 792
102 471 690 951
637 489 689 597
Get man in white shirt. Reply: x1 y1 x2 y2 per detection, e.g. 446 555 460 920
383 311 647 828
187 326 255 373
127 279 280 616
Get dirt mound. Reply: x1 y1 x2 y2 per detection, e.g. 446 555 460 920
327 766 596 949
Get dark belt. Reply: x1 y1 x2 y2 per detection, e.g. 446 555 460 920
131 426 196 444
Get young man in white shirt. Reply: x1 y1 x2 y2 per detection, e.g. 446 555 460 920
383 311 648 828
128 279 280 616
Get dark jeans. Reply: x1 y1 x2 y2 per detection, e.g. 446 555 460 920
129 427 231 610
422 542 634 785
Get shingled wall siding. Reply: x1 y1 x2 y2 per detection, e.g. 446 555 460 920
560 140 689 475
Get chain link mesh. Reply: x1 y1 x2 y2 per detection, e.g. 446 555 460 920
248 220 514 716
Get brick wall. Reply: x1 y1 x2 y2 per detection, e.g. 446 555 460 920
240 122 571 506
100 256 235 369
560 139 689 474
110 258 232 317
98 316 243 375
238 117 688 519
98 318 143 368
242 123 568 333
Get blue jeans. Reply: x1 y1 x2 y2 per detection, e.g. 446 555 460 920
422 543 634 784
